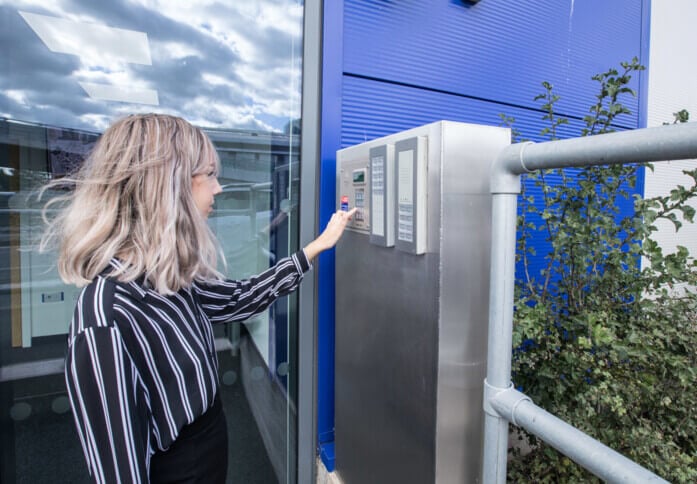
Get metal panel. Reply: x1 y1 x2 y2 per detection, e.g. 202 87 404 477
394 136 427 254
335 121 509 483
298 0 322 481
434 122 508 483
335 233 439 484
368 144 395 247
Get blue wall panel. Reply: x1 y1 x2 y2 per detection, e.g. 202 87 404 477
344 0 646 126
317 0 345 471
341 75 586 148
318 0 650 470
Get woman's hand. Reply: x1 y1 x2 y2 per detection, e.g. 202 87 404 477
303 208 358 262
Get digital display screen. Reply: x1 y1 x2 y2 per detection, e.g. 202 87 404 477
352 169 365 184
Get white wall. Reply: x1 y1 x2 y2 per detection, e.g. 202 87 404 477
644 0 697 260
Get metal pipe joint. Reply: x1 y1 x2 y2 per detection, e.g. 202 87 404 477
489 141 533 194
486 385 531 427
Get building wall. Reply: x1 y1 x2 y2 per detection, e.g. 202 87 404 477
318 0 651 472
644 0 697 265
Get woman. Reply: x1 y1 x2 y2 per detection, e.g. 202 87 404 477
40 113 355 483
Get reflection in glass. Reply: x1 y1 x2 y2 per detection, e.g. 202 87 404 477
2 1 303 134
0 0 303 482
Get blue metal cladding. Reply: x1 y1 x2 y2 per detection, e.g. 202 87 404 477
341 75 587 147
343 0 645 125
317 0 345 471
339 0 649 289
319 0 650 471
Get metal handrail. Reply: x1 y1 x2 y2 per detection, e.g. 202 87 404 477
483 122 697 483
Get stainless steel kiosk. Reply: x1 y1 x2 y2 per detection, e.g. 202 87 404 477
334 121 510 483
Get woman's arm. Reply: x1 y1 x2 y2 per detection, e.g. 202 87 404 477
195 250 311 323
302 207 357 262
195 208 356 323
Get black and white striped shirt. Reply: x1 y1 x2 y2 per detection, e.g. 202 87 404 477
65 251 311 484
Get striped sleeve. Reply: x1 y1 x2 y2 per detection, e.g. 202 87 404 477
65 326 150 484
194 250 311 323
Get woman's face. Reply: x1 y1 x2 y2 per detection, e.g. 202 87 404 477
191 161 222 218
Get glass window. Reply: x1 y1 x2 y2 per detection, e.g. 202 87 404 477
0 1 303 482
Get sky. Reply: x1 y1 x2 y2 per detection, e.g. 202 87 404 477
0 0 303 132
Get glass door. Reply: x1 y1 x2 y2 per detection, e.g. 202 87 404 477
0 1 304 482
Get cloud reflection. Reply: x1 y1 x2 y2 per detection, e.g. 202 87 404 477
0 0 303 132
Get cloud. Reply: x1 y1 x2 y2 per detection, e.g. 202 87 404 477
0 0 303 132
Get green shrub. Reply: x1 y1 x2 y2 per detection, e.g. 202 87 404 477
504 58 697 483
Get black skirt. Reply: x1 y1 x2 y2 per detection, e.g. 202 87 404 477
150 394 228 483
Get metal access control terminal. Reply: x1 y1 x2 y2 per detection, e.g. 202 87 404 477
335 120 511 484
338 136 427 253
337 157 370 233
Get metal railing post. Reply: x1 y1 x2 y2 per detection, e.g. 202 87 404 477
482 192 520 484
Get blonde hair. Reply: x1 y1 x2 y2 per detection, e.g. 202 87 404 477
40 113 224 294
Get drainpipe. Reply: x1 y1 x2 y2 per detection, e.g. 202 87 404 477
482 122 697 483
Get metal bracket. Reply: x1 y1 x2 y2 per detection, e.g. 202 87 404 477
488 386 533 427
482 378 513 417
